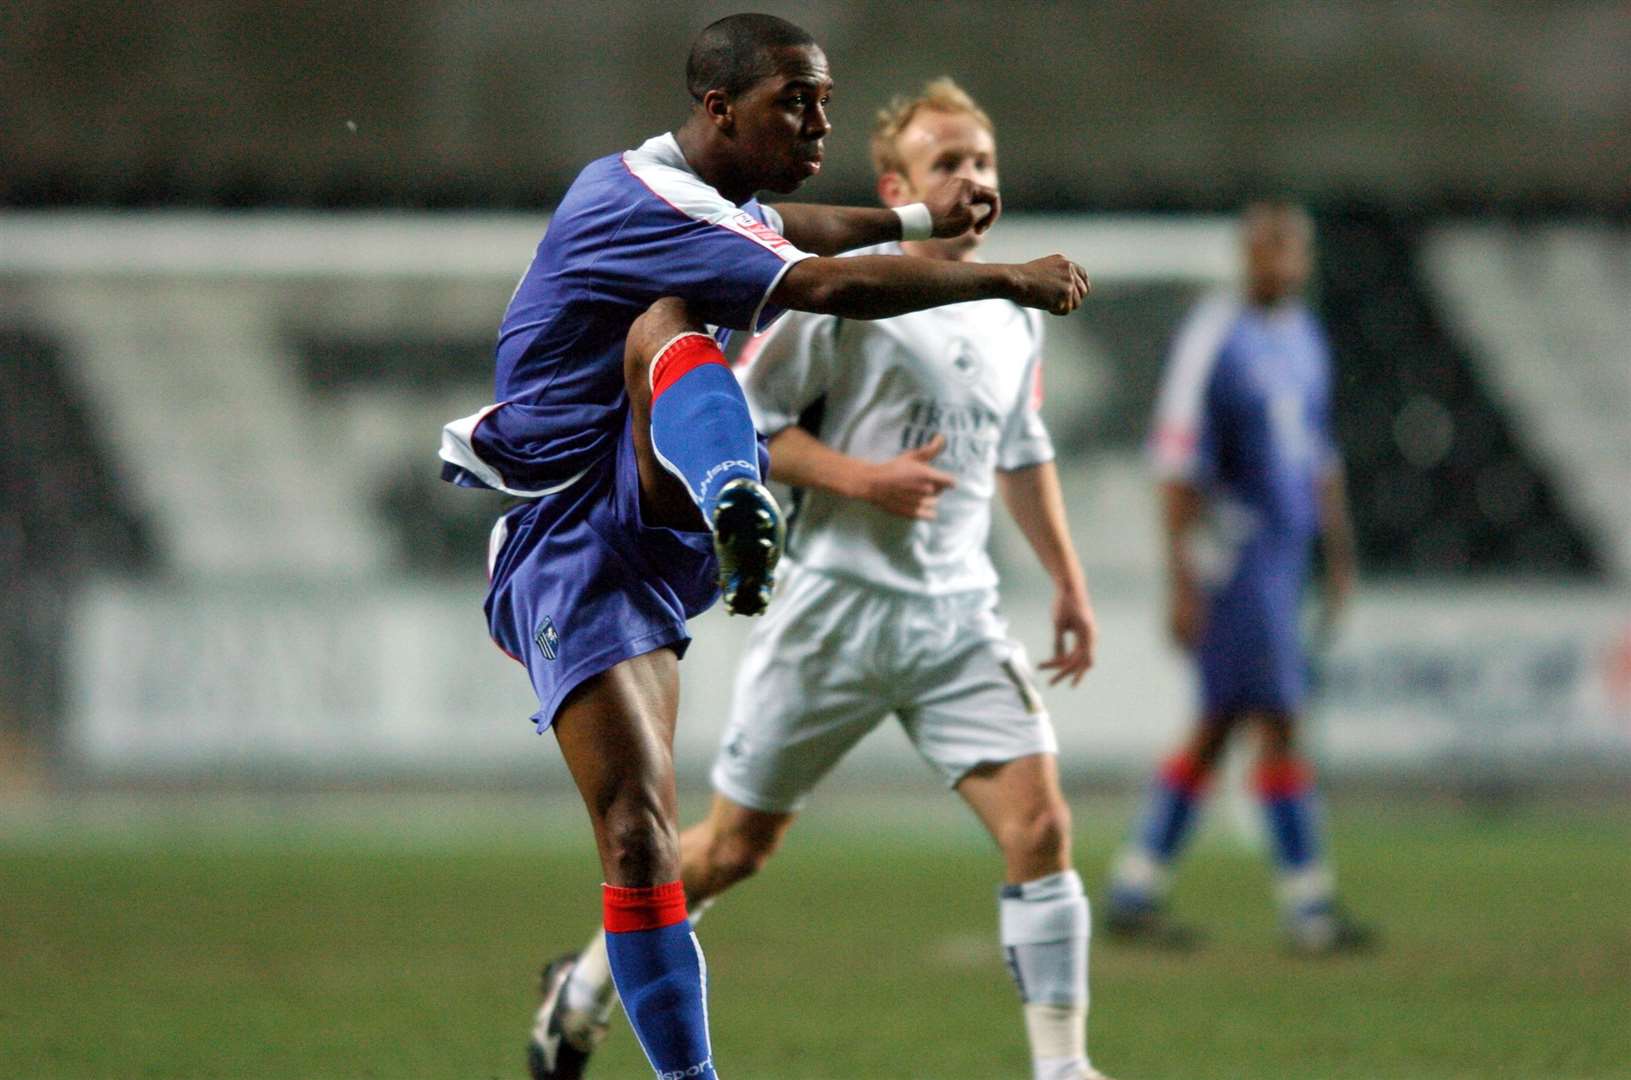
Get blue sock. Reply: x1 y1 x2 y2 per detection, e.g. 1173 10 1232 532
648 332 760 525
603 881 717 1080
1111 753 1208 911
1139 752 1208 861
1255 758 1322 871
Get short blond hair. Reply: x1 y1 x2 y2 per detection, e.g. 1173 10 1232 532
869 77 995 178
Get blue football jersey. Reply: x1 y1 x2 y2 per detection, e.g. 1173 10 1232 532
1152 293 1339 568
440 132 813 496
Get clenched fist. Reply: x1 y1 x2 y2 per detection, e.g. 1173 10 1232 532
1012 254 1091 316
925 177 1001 238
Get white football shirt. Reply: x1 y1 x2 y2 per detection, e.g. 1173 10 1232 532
737 243 1054 596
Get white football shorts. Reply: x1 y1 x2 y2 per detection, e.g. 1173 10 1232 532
710 563 1059 813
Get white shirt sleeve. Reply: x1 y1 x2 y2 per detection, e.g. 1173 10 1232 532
1151 295 1234 481
734 310 839 436
997 311 1055 471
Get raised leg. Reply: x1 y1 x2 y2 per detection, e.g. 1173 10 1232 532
624 298 784 615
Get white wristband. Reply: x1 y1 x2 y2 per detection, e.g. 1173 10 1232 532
893 202 934 242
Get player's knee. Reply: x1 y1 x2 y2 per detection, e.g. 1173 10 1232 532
704 826 781 887
1189 720 1235 767
599 795 680 884
1257 714 1297 757
625 297 705 377
1000 799 1073 867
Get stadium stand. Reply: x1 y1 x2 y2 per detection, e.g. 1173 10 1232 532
290 333 508 573
0 328 154 748
1316 211 1601 580
1421 223 1630 581
48 289 391 578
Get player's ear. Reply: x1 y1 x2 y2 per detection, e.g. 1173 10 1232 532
877 170 910 208
700 89 734 131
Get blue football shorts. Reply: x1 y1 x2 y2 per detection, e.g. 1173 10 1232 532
482 412 769 730
1194 554 1310 718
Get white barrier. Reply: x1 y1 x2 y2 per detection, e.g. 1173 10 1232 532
65 580 1631 780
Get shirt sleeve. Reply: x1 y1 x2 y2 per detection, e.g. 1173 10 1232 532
997 312 1055 470
734 310 839 436
595 166 814 333
1151 297 1233 483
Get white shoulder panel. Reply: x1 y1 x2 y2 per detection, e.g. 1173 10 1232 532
622 134 808 263
1152 292 1238 478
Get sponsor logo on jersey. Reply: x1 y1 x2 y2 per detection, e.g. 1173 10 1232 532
949 340 982 385
657 1058 714 1080
732 211 791 251
534 617 560 661
901 397 1001 471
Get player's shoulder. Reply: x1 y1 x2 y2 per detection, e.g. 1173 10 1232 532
1171 291 1244 363
1183 290 1246 336
551 134 729 226
617 132 739 220
1157 290 1242 408
1295 302 1332 342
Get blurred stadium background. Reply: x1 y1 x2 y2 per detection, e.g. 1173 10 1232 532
2 3 1628 1078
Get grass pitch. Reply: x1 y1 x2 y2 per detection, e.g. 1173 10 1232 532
2 789 1627 1079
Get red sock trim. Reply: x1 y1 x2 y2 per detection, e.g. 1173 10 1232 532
603 880 689 934
1158 752 1211 796
650 332 727 402
1254 757 1313 799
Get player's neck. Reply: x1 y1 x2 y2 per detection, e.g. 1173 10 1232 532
1247 287 1300 310
673 124 756 206
901 238 977 263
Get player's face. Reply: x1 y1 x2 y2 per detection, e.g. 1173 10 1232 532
731 45 833 194
886 109 998 256
1244 215 1313 306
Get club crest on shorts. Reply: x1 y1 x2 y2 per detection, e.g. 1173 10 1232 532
534 617 560 661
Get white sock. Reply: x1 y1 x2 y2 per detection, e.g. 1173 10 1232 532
1109 845 1169 902
1027 1004 1092 1079
561 896 714 1026
561 929 617 1022
999 870 1091 1078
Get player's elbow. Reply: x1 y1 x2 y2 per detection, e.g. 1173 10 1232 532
774 259 863 317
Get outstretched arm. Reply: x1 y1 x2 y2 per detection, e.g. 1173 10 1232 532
770 177 1000 256
997 461 1096 686
772 252 1088 320
770 205 908 257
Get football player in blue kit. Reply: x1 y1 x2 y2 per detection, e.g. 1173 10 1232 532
533 78 1116 1080
437 14 1089 1080
1103 202 1374 954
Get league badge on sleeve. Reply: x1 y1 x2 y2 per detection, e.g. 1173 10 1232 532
534 617 560 662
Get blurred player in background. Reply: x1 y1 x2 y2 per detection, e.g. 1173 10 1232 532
435 12 1088 1080
536 78 1115 1080
1103 202 1373 955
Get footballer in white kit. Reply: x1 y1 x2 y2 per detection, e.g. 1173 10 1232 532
715 259 1060 809
540 79 1114 1080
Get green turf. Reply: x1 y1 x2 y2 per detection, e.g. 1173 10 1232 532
2 792 1627 1079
